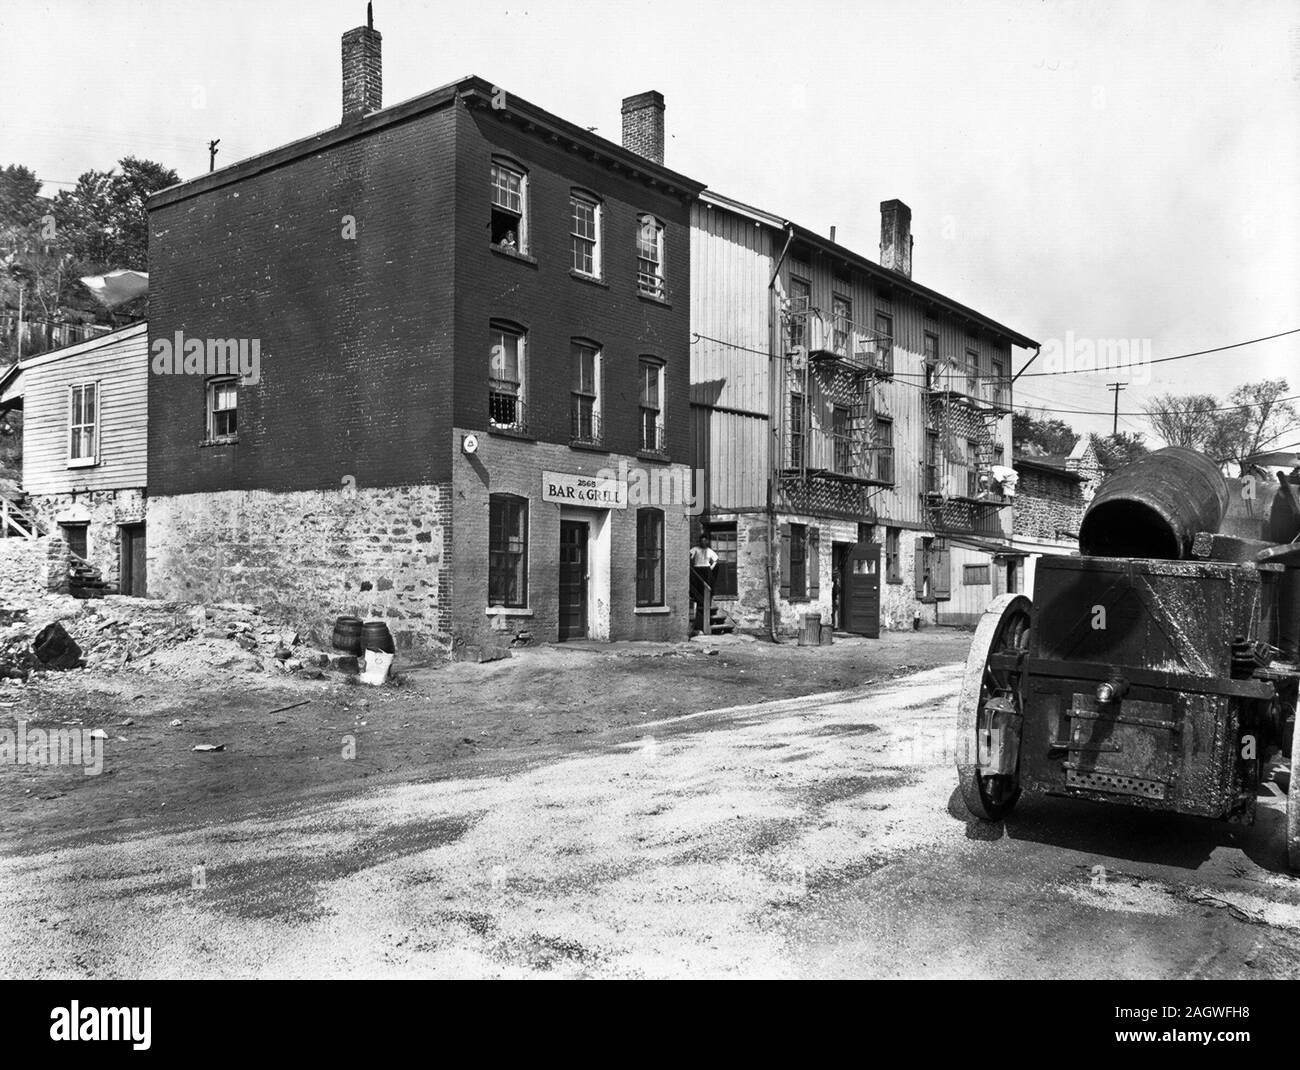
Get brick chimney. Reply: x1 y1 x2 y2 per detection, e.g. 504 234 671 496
621 91 665 165
342 6 382 122
879 199 913 278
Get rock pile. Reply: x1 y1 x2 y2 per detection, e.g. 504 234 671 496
0 595 356 683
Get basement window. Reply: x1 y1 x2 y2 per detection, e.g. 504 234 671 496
206 377 238 442
490 159 528 252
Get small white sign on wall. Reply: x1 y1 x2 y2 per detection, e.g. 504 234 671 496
542 471 627 509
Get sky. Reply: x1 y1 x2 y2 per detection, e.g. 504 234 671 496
2 0 1296 444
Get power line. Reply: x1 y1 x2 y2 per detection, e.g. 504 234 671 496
694 326 1299 383
689 332 1300 419
1014 393 1300 418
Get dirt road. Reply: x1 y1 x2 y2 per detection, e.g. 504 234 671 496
2 647 1298 978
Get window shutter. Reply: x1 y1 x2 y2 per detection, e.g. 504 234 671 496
914 537 926 597
808 528 820 599
779 523 791 598
935 549 952 599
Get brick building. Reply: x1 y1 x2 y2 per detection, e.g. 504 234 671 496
145 17 703 654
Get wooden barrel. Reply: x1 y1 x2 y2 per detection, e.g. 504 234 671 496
1079 446 1228 560
332 616 363 654
361 620 395 654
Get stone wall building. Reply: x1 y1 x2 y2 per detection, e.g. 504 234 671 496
1012 437 1100 594
145 18 704 655
0 323 148 596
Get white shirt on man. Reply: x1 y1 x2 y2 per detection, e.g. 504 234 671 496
690 545 719 568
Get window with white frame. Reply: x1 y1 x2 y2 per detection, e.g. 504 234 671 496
570 192 601 277
68 382 98 464
639 357 664 452
636 215 665 297
489 324 526 429
206 377 238 441
571 340 601 444
490 160 527 251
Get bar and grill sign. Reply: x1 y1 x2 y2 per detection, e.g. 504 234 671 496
542 471 627 508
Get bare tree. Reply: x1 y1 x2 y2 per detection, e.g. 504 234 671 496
1142 393 1220 450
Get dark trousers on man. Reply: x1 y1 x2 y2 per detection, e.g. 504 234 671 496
692 566 714 632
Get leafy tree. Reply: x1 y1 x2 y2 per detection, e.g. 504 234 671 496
1141 378 1298 472
1211 378 1298 472
1090 431 1148 476
54 156 177 274
1013 410 1079 456
0 165 42 229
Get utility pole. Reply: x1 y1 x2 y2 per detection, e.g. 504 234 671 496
1106 382 1127 436
208 139 221 172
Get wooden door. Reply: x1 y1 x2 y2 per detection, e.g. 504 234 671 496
558 520 588 641
119 523 146 597
844 541 881 637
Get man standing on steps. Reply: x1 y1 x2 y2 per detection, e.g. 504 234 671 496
689 533 719 634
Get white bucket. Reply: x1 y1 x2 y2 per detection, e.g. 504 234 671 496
361 649 394 686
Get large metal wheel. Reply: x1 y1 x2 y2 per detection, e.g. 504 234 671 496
957 593 1032 821
1288 735 1300 873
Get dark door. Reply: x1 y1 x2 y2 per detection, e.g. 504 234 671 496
831 541 853 629
844 541 881 637
558 520 588 641
119 523 146 597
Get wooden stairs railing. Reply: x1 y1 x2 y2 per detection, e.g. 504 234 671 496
0 498 44 540
0 497 116 597
689 570 736 636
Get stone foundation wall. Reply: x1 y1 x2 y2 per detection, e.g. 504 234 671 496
147 484 452 652
708 512 938 635
0 534 68 604
26 489 146 584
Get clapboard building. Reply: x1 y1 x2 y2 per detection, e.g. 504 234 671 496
146 17 703 654
690 192 1039 632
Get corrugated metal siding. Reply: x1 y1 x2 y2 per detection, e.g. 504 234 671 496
690 202 774 512
705 409 768 511
689 202 772 414
779 261 1015 536
21 328 148 494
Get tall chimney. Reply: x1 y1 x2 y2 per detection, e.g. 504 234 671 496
342 6 382 122
621 91 665 165
879 199 913 278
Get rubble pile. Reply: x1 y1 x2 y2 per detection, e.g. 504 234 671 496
0 595 355 683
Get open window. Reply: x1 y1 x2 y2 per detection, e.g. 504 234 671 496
571 339 602 444
638 357 665 453
489 322 526 431
490 158 527 252
636 214 665 297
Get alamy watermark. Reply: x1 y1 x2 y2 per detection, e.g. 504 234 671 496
1 719 104 775
592 459 704 515
1038 331 1153 383
151 331 262 385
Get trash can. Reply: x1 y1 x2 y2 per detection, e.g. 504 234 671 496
799 612 822 646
